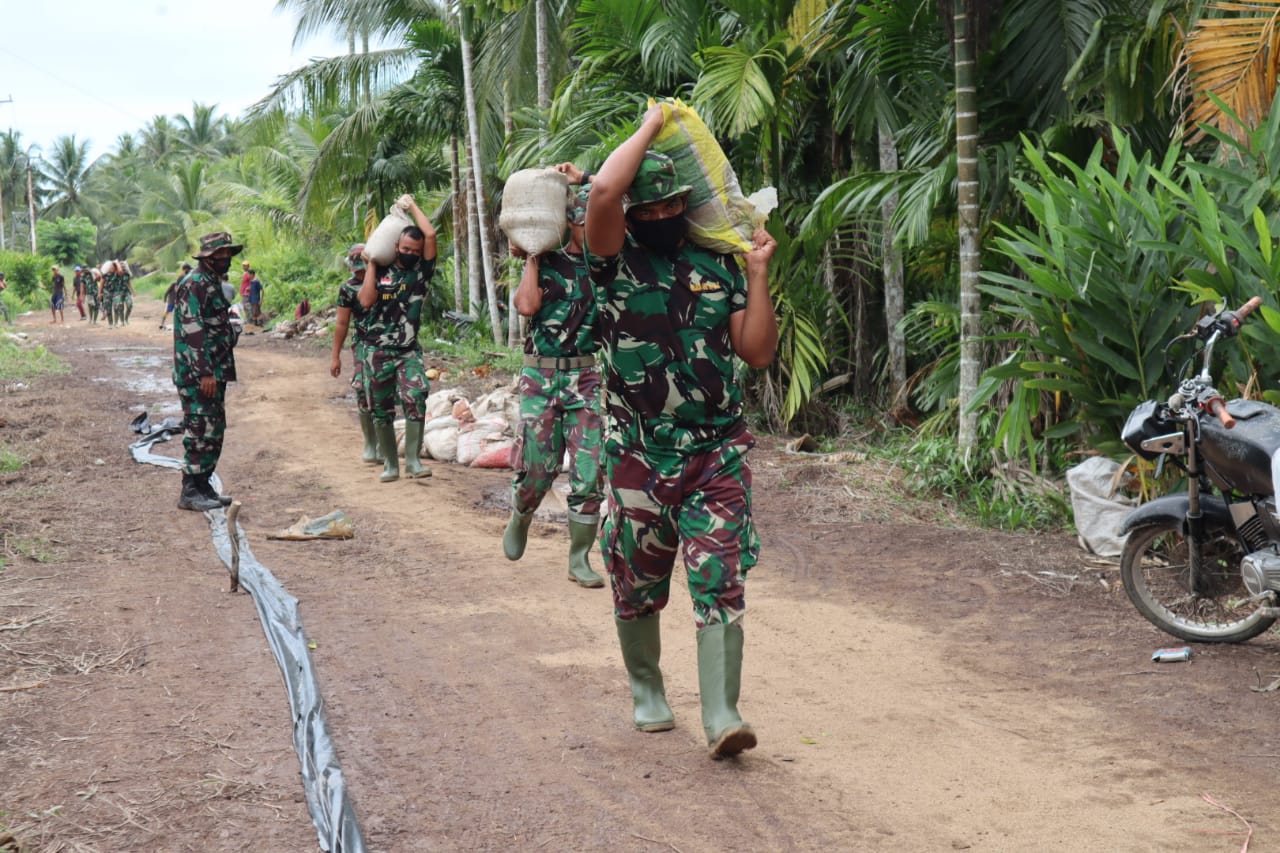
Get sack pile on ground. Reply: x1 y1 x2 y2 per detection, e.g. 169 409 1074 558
271 308 335 339
394 384 519 469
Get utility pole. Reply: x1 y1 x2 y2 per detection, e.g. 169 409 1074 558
27 164 35 253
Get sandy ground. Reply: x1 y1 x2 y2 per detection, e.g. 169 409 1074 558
4 298 1280 852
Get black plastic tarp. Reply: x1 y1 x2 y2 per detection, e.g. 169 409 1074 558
130 425 365 853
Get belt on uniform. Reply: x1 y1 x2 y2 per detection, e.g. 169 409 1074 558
523 354 597 370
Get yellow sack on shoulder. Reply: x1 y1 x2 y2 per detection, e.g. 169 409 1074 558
648 98 770 255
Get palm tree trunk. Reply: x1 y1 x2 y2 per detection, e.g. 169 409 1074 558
0 180 6 251
879 123 905 396
535 0 550 111
459 8 503 344
450 133 465 313
953 0 981 450
466 162 483 317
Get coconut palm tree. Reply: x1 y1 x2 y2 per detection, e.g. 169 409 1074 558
39 135 94 220
0 131 37 251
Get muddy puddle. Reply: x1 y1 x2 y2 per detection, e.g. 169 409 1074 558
83 346 181 415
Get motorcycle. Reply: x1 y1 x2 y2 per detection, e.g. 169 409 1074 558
1118 295 1280 643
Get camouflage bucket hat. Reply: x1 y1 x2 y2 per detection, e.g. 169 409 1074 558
347 243 367 271
566 184 590 226
193 231 243 258
623 150 692 211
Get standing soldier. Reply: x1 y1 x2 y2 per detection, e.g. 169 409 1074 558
330 244 380 464
502 174 604 589
585 108 779 758
357 196 437 483
172 232 241 512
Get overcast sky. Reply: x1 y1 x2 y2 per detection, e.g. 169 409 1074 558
0 0 349 162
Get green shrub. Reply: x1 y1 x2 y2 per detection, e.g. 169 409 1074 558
0 249 58 300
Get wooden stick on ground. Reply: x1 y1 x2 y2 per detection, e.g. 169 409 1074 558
227 501 242 593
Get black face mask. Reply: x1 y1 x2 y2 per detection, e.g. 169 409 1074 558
396 252 419 269
207 256 232 276
626 213 687 255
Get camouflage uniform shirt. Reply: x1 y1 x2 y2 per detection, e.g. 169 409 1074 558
587 236 747 458
172 269 237 387
525 250 599 358
336 276 377 345
364 258 436 351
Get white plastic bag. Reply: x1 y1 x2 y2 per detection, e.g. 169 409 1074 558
499 168 569 255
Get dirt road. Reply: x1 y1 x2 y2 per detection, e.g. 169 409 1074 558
4 298 1280 852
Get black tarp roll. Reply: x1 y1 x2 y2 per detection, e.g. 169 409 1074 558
130 428 365 853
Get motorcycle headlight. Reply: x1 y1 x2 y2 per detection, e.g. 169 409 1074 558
1122 400 1179 460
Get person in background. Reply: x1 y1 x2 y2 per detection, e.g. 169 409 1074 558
162 263 191 330
0 272 9 323
73 266 87 320
172 232 241 512
585 107 779 758
502 173 605 589
330 244 380 464
248 269 264 325
239 260 254 321
49 265 66 325
120 262 135 325
357 195 438 483
88 269 103 325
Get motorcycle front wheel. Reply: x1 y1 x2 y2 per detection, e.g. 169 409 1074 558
1120 521 1276 643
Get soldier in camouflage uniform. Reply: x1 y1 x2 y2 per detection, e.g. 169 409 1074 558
502 175 605 589
330 243 381 465
100 265 117 328
172 232 242 512
357 196 437 483
88 269 102 325
585 108 779 758
119 262 135 324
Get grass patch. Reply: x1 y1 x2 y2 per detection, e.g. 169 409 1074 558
0 447 24 473
0 338 68 381
4 536 59 565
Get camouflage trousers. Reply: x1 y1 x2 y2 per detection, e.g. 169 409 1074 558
100 292 116 320
511 365 603 517
177 381 227 475
350 341 371 415
602 428 759 629
361 346 428 425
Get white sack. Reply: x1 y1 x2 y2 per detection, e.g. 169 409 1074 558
1066 456 1136 558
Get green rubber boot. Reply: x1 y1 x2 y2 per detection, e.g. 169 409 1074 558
566 511 604 588
503 503 534 560
697 621 757 758
403 419 432 478
615 613 675 732
375 421 399 482
358 411 382 464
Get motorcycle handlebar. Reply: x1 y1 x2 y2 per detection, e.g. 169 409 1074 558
1206 396 1235 429
1237 296 1264 320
